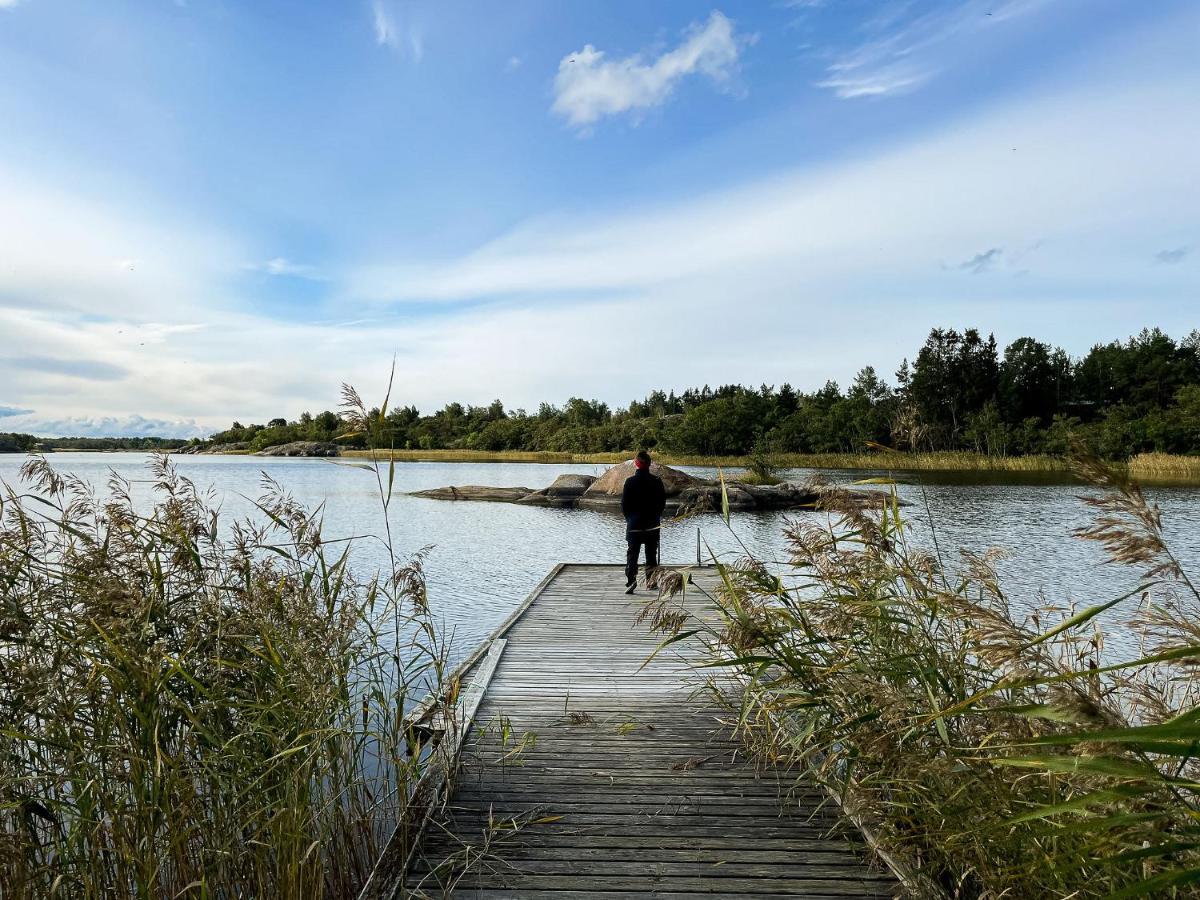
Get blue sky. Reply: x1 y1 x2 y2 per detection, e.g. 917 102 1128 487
1 0 1197 437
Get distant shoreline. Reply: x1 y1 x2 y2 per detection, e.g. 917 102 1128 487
340 448 1200 485
7 447 1198 486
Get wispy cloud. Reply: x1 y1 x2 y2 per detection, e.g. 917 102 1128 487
246 257 322 279
6 356 129 381
1155 246 1191 264
505 55 523 72
817 0 1049 99
954 247 1003 274
552 11 748 129
0 0 24 9
349 72 1198 330
0 406 34 418
371 0 423 60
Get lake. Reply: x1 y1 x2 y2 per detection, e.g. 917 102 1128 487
3 452 1198 663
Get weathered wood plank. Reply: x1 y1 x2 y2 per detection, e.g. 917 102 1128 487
383 564 900 898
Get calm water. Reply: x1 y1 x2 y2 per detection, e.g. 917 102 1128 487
3 453 1198 662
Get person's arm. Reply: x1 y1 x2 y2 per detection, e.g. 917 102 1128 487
655 478 666 517
621 477 631 518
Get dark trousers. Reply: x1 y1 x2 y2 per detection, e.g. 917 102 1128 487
625 530 660 585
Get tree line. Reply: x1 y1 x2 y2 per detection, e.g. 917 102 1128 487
0 434 188 453
203 326 1200 459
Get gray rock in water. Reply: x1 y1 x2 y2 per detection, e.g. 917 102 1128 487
254 441 340 457
412 485 533 503
408 462 903 512
545 473 597 497
516 473 598 508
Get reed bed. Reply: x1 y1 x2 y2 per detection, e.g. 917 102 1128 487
0 386 450 898
1128 452 1200 480
346 447 1200 485
643 455 1200 897
341 448 631 464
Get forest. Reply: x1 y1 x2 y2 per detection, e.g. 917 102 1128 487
201 326 1200 459
0 434 188 453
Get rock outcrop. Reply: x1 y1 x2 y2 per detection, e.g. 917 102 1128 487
411 459 901 513
254 441 340 457
412 485 533 502
517 473 598 508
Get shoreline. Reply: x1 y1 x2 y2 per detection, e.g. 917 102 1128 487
8 447 1199 486
337 448 1200 486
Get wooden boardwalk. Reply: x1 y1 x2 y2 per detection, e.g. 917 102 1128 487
400 564 900 899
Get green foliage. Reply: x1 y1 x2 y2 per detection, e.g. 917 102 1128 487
0 434 188 452
643 454 1200 897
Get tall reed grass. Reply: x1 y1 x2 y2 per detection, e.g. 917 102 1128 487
0 384 449 898
643 455 1200 897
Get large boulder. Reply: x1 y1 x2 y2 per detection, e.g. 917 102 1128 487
516 473 598 508
545 473 596 498
254 441 340 457
583 460 706 497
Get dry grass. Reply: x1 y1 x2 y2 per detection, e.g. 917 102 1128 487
0 382 452 899
1127 451 1200 480
342 448 631 464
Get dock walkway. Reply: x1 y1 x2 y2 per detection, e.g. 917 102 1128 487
401 563 899 899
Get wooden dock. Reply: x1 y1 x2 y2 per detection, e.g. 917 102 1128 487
395 563 900 899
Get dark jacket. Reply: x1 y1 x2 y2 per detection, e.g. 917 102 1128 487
621 468 667 534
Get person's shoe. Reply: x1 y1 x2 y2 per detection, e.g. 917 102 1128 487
624 582 636 595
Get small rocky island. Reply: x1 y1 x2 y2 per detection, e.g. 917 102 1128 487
411 459 898 513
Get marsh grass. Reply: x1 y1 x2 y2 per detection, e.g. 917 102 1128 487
0 383 451 898
643 454 1200 897
343 447 1200 485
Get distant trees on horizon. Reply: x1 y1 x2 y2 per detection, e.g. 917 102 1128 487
202 325 1200 459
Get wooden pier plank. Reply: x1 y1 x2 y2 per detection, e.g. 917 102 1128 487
398 564 900 899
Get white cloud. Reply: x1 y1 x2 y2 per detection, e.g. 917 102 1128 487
0 0 24 9
552 11 746 128
817 0 1050 99
371 0 423 61
371 0 394 46
3 413 209 439
506 55 523 72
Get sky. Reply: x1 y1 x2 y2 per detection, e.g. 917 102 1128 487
0 0 1197 438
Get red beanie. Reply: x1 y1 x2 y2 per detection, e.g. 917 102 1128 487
634 456 649 469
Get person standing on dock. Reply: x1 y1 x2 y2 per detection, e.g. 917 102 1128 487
621 450 666 594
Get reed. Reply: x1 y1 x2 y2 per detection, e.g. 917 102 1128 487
346 447 1200 484
643 456 1200 897
1127 451 1200 480
0 385 449 898
342 448 631 464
